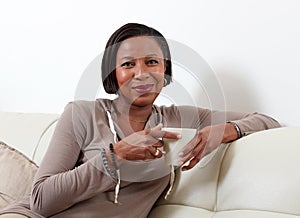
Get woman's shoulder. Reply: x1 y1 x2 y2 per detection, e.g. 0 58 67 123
61 99 111 121
66 98 111 111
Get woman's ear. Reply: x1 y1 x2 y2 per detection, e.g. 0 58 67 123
163 77 168 87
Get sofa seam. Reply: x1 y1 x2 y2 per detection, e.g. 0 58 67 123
216 208 300 217
31 118 59 162
214 142 232 212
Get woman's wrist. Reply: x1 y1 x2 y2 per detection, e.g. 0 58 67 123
112 141 125 159
222 122 240 143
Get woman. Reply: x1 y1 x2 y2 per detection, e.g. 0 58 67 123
0 23 280 218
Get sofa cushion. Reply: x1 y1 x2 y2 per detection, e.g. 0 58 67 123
150 143 229 214
217 127 300 216
150 127 300 218
0 141 38 209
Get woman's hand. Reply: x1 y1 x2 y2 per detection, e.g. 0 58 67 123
178 123 238 171
114 124 181 161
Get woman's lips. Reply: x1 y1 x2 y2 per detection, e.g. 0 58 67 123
132 84 154 94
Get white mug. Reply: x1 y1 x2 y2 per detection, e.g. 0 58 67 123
162 127 197 166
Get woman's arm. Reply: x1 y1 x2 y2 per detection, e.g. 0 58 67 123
177 107 281 170
30 103 115 217
201 110 281 137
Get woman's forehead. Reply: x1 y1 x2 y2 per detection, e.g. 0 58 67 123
116 36 164 60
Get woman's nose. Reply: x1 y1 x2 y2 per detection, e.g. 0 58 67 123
134 61 149 79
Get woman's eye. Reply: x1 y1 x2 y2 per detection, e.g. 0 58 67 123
147 59 159 65
121 62 135 68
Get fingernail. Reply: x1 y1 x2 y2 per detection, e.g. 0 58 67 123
177 160 184 165
179 152 184 157
177 134 182 139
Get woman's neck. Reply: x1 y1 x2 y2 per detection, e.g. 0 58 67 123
113 98 153 122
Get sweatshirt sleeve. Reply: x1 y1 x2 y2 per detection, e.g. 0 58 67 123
197 107 281 136
161 105 281 135
30 103 115 217
227 112 281 136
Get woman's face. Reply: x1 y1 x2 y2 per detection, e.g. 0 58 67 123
115 36 166 107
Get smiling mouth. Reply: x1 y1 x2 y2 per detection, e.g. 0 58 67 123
132 84 154 94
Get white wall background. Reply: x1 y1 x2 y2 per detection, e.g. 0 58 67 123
0 0 299 126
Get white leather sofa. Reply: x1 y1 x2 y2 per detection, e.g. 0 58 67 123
0 111 300 218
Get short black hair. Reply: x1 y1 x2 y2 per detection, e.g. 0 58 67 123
101 23 172 94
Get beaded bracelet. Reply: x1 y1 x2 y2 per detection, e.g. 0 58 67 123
109 143 121 204
100 145 121 204
100 148 113 177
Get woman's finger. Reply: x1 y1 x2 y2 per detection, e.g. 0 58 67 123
146 124 180 139
162 130 182 139
179 142 202 164
179 133 200 157
125 147 155 160
181 144 206 170
147 145 163 158
151 140 164 148
148 124 164 138
181 155 200 171
145 123 163 136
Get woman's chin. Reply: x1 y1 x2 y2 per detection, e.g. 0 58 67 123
132 93 158 107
